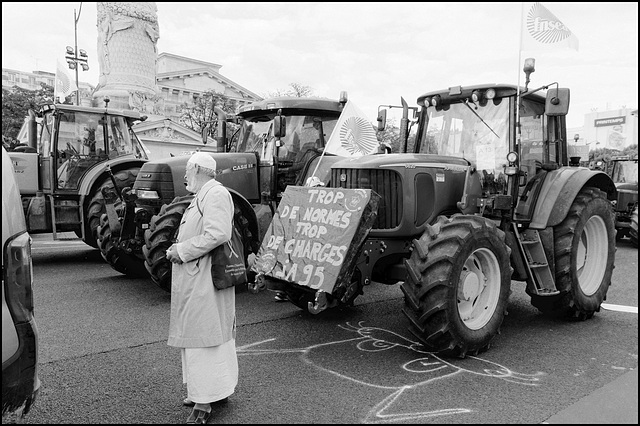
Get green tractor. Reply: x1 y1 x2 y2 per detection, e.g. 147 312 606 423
7 100 147 248
260 58 617 357
97 94 358 291
600 155 637 242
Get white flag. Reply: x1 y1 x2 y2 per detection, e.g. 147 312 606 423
55 59 77 102
324 100 379 157
520 2 579 52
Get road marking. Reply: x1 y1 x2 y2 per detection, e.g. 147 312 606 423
601 303 638 314
32 240 90 251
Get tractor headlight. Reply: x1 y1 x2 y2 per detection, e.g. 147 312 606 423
506 151 518 163
136 189 160 199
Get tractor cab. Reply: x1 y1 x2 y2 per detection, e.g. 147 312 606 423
25 102 148 193
415 72 571 223
232 95 347 204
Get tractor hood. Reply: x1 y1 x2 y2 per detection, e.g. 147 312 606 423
331 153 471 170
134 152 260 205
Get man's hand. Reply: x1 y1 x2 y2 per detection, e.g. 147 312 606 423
166 244 183 264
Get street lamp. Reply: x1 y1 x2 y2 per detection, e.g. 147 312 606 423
65 3 88 105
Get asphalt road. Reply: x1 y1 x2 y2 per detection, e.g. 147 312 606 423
21 233 638 424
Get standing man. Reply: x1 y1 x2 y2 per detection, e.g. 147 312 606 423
165 152 238 424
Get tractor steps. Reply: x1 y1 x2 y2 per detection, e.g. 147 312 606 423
513 225 560 297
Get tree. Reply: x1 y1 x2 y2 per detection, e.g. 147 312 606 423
264 83 314 98
2 83 55 142
178 90 238 144
375 116 418 153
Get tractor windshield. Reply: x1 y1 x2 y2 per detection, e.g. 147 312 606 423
418 95 545 193
235 114 339 164
611 160 639 184
46 109 147 189
418 100 509 173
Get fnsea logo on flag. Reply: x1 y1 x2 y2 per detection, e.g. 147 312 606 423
520 2 579 52
324 100 379 157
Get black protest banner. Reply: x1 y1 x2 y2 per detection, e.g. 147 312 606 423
251 186 379 294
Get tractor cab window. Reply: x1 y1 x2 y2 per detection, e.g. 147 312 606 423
106 115 134 158
518 98 546 181
612 160 639 184
235 113 339 193
279 115 338 163
235 119 273 157
40 113 53 156
235 114 338 165
55 111 105 189
419 98 510 194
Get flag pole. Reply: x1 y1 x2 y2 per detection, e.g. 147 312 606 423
306 145 328 186
516 2 525 154
54 68 59 103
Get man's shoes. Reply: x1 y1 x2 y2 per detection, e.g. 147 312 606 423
274 292 288 302
186 408 211 424
183 397 228 407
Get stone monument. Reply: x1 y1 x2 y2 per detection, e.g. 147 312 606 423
92 2 164 116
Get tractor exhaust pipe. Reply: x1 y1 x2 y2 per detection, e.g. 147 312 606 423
27 109 38 150
399 97 409 153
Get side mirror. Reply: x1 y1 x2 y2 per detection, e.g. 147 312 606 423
546 88 570 116
273 115 286 138
377 109 387 131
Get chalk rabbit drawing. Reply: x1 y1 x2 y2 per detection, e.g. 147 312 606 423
237 321 544 423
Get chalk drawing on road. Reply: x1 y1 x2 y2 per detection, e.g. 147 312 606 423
237 321 545 423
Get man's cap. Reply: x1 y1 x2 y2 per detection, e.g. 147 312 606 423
188 152 217 176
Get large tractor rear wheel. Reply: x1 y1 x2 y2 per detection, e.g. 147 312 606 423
401 215 512 358
97 209 149 277
143 195 194 292
85 168 139 248
143 195 255 293
530 187 615 318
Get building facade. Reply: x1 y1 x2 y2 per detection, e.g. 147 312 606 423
156 53 262 120
567 107 638 158
3 52 264 160
2 67 94 98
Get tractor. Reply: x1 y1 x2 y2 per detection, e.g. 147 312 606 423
259 58 617 357
7 100 147 248
97 94 358 291
596 155 638 241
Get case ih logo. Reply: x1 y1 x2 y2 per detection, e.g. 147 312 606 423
526 3 574 45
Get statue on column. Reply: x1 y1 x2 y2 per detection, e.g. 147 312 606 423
93 2 164 116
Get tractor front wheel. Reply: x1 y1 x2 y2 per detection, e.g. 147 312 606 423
401 215 512 358
85 168 139 248
142 195 256 293
97 210 149 277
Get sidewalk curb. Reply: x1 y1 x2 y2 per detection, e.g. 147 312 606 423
542 369 638 424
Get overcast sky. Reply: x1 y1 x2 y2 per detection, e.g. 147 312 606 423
2 2 638 129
